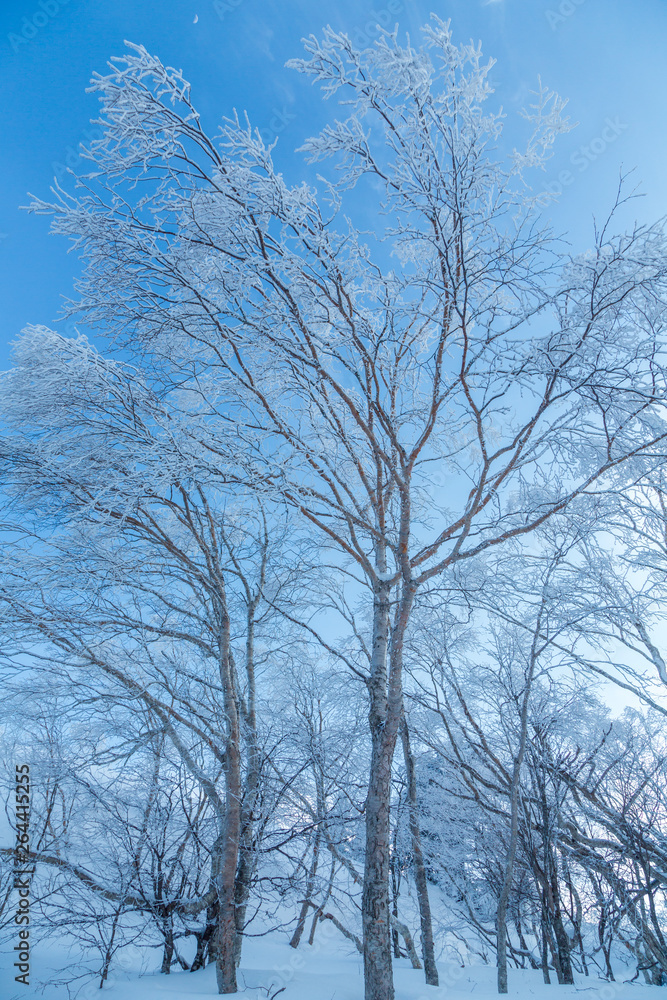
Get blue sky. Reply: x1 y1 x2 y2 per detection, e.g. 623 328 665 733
0 0 666 367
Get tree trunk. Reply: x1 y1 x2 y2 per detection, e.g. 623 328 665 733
363 726 396 1000
496 908 509 994
99 907 121 988
362 574 415 1000
363 579 396 1000
390 842 402 959
391 914 423 970
233 606 261 968
308 853 336 946
496 639 538 994
213 601 243 995
516 917 538 970
563 860 587 976
290 828 322 949
548 854 574 986
232 731 260 967
551 907 574 985
191 919 215 972
539 907 551 984
161 928 174 975
400 716 438 986
213 757 242 993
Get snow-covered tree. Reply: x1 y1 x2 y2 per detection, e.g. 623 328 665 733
4 15 667 998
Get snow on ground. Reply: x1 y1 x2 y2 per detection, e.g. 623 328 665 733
0 923 656 1000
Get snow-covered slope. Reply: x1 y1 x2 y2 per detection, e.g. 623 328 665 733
0 922 653 1000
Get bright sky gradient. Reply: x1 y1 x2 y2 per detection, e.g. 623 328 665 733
0 0 666 367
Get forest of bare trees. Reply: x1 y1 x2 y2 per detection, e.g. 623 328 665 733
3 18 667 1000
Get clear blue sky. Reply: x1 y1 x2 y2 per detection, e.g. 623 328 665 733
1 0 666 367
